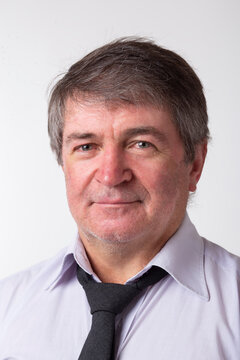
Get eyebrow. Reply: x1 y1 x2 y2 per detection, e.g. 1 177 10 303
64 126 168 145
123 126 168 144
65 132 96 145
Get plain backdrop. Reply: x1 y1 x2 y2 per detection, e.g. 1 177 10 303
0 0 239 278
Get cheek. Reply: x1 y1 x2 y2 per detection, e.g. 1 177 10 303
138 161 188 206
151 172 179 202
63 164 87 205
137 160 177 191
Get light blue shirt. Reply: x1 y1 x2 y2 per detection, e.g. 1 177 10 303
0 214 239 359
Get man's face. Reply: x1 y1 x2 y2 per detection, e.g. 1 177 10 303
62 99 202 250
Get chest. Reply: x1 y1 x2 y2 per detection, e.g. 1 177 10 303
0 280 235 360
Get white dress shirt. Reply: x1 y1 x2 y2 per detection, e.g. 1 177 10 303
0 214 239 360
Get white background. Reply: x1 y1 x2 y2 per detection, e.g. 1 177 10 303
0 0 239 278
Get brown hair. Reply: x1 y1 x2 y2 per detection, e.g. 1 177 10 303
48 37 209 164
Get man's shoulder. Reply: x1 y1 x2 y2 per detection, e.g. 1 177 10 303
0 246 70 324
204 238 240 274
1 246 69 284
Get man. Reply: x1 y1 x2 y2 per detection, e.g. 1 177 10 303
0 38 239 359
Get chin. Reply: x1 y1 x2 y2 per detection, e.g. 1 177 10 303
79 223 143 246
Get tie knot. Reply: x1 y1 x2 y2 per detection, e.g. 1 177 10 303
77 265 168 315
83 282 140 314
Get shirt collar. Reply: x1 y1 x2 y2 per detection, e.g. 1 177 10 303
45 233 100 291
46 213 209 301
44 243 76 291
148 213 209 301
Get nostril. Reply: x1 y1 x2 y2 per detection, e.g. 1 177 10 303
95 165 132 187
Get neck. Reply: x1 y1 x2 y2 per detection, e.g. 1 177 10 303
85 245 158 284
78 229 175 284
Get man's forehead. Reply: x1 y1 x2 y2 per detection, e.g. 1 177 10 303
63 95 171 123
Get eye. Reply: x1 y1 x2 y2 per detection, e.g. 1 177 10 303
75 143 95 152
136 141 152 149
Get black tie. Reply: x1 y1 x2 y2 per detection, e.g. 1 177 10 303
77 265 168 360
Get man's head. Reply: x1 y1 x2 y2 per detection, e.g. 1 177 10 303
48 37 209 166
48 38 209 254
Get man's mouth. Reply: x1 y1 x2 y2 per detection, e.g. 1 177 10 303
94 200 141 205
92 197 141 206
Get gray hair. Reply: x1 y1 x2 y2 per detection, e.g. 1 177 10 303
48 37 209 165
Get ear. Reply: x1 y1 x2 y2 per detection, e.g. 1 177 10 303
188 142 208 192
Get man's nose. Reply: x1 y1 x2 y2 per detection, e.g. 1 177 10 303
95 147 133 187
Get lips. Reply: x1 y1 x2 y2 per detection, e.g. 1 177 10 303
94 199 141 205
88 189 144 205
